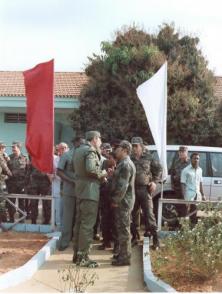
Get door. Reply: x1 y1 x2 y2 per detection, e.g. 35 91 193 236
209 152 222 200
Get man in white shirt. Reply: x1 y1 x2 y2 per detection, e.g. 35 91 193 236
181 152 206 224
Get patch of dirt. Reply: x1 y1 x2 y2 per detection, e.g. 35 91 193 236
0 231 49 274
151 249 222 292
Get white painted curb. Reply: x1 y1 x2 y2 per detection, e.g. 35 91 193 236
143 237 176 292
0 231 61 290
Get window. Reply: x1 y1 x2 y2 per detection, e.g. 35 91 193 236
210 153 222 177
150 150 176 174
4 113 26 123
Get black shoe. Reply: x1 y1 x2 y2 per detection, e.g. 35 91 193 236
151 233 160 250
58 245 68 251
98 242 112 250
72 253 77 263
144 231 152 238
112 258 130 266
93 234 100 241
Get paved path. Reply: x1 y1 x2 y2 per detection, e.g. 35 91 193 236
3 241 147 293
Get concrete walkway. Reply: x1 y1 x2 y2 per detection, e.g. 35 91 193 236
2 241 147 293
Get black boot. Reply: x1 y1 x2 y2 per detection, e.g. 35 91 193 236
151 232 160 250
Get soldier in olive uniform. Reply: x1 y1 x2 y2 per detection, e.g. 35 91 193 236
171 146 190 218
6 142 28 222
131 137 162 250
110 140 136 266
72 131 107 267
57 137 85 251
0 142 12 222
25 161 51 224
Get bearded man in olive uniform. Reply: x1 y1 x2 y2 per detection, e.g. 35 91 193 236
131 137 162 250
72 131 107 267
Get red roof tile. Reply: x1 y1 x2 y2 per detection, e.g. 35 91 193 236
0 71 88 98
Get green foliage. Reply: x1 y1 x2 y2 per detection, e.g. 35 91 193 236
71 24 221 144
153 203 222 281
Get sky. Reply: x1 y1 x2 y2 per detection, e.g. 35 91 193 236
1 0 222 75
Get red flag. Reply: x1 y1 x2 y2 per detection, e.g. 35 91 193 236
23 59 54 173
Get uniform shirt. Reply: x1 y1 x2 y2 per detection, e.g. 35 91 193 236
181 164 203 201
111 156 136 210
7 153 28 185
57 148 75 197
73 142 107 201
171 158 190 191
131 149 162 186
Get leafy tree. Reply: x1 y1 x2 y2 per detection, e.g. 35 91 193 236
71 24 221 145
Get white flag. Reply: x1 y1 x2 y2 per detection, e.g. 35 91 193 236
136 62 168 180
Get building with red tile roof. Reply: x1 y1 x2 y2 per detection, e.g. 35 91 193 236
0 71 88 150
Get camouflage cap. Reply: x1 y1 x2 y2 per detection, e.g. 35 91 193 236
101 143 112 150
131 137 143 145
118 140 132 154
179 146 188 152
85 131 101 141
12 141 22 149
0 141 6 148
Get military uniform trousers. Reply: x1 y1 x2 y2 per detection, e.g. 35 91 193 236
132 185 157 234
7 182 25 222
113 205 131 260
73 198 99 254
172 187 187 217
59 195 76 248
100 191 114 245
28 186 51 224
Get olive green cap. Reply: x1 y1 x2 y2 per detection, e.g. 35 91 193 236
85 131 101 141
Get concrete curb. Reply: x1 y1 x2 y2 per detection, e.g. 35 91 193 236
0 230 61 290
143 237 176 292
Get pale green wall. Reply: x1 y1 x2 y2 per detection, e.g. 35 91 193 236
0 112 75 155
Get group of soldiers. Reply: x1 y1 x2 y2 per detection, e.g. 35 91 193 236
56 130 163 268
0 133 203 269
0 141 51 224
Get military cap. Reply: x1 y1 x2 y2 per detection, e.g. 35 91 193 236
101 143 112 150
131 137 143 145
85 131 101 141
179 146 188 152
12 141 22 149
118 140 132 154
0 141 6 148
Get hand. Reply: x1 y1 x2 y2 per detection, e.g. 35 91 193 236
111 202 118 208
107 168 114 177
148 182 157 194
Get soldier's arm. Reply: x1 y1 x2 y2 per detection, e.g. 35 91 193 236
57 169 75 184
0 157 12 177
111 164 131 205
85 151 107 180
150 159 162 183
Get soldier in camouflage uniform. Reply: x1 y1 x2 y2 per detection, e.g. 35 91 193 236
6 142 28 223
110 140 136 266
72 131 107 268
171 146 190 218
25 161 51 224
0 142 12 223
131 137 162 250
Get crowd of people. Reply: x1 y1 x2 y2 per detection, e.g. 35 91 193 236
0 131 205 268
